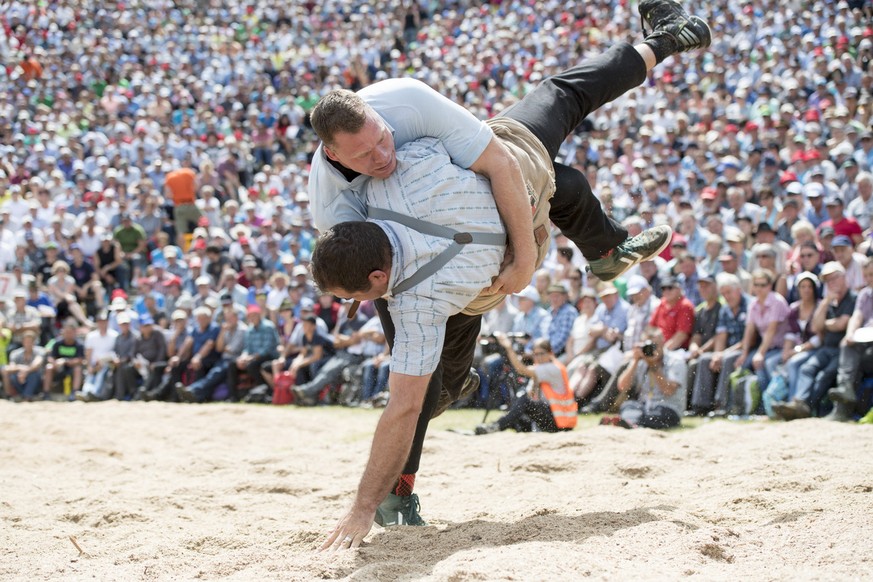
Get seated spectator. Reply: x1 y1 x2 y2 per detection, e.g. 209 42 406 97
5 289 41 355
140 310 190 400
736 269 790 396
614 328 686 429
93 233 128 291
649 275 695 350
113 312 147 400
475 336 576 435
570 285 629 405
762 272 821 411
76 310 119 402
284 315 334 399
2 331 45 401
717 250 751 293
294 307 384 405
544 283 578 358
831 235 867 291
178 308 247 403
46 261 93 329
780 240 823 301
685 274 721 414
690 273 749 414
43 320 85 397
229 305 280 401
828 258 873 421
773 262 856 420
582 275 659 414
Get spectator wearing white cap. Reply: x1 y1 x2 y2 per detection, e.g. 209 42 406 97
846 172 873 232
831 235 867 291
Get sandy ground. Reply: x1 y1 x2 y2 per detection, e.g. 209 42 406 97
2 401 873 581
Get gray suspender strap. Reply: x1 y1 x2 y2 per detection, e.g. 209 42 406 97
368 207 506 295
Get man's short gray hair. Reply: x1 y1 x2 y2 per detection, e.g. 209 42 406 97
716 272 742 290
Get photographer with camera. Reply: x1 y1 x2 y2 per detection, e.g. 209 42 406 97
475 334 577 435
614 328 687 429
477 286 547 408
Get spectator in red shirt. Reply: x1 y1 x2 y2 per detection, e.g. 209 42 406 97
649 275 695 350
820 197 863 245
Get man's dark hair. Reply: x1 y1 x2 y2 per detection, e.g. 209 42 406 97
311 222 392 293
310 90 369 147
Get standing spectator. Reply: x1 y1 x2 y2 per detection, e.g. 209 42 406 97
164 161 201 247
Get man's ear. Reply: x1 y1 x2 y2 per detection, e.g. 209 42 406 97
368 269 389 287
323 145 340 162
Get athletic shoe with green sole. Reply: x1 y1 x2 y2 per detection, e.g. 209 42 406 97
586 225 672 282
374 493 427 527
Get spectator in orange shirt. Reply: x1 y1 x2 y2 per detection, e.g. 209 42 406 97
649 275 695 350
164 160 201 246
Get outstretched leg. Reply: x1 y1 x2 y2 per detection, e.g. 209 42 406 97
499 0 711 277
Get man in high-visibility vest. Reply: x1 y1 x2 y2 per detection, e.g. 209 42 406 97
475 335 577 435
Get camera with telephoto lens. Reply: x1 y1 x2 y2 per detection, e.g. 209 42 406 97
641 340 657 358
479 332 530 357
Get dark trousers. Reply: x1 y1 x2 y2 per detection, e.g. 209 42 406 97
620 400 681 429
374 299 482 475
498 42 647 259
228 353 273 400
188 359 231 402
835 342 873 399
117 362 166 399
497 394 560 433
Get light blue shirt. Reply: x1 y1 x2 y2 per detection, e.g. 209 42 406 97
309 78 494 231
592 299 630 350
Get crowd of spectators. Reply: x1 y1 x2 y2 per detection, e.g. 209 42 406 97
1 0 873 424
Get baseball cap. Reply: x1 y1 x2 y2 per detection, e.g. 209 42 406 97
819 226 836 238
246 304 262 315
626 275 651 296
795 271 820 287
292 265 309 277
195 275 211 286
513 285 540 303
832 235 853 247
139 314 155 326
820 261 846 278
299 297 315 311
660 275 679 288
172 309 188 320
718 250 739 261
804 183 825 198
785 182 803 195
546 283 569 295
116 312 132 325
825 196 844 206
598 285 618 297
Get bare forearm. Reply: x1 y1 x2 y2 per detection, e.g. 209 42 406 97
353 401 420 513
353 373 430 513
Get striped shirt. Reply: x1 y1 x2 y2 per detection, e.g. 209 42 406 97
365 138 506 376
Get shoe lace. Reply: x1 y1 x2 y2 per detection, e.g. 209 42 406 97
403 493 426 526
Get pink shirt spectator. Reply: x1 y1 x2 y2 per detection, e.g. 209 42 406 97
748 292 790 348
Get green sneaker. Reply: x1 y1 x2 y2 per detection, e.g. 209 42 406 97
859 408 873 425
586 225 673 282
374 493 427 527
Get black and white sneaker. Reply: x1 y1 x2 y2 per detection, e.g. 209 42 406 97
586 225 673 282
640 0 712 53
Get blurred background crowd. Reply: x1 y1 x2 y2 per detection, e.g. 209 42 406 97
1 0 873 424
